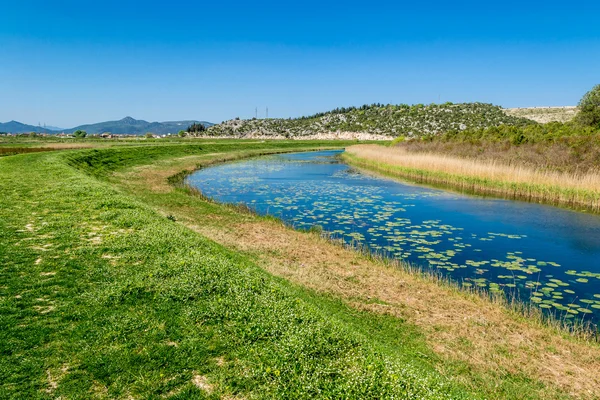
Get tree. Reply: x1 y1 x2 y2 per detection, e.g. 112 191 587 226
575 84 600 127
186 123 206 135
145 132 154 139
178 130 186 137
73 130 87 138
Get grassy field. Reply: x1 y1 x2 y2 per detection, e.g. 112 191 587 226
2 140 600 399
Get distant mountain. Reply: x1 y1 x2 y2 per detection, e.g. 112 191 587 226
0 121 59 134
0 117 214 135
64 117 214 135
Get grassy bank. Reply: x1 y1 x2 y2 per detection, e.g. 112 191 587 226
2 141 599 399
108 144 600 398
0 141 477 399
343 144 600 213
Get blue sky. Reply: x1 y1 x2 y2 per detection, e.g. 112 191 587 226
1 0 599 127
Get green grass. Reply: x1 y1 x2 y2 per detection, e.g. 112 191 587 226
2 140 588 399
63 140 351 177
0 142 487 399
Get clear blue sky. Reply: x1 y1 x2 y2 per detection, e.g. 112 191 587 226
1 0 599 127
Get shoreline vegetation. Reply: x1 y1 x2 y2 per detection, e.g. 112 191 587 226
343 144 600 213
340 87 600 212
340 92 600 212
2 140 600 398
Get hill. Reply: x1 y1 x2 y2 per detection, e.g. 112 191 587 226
0 121 58 134
64 117 214 135
503 106 578 123
0 117 214 135
206 103 534 138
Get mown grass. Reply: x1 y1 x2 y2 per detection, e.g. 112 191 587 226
0 143 488 399
343 144 600 213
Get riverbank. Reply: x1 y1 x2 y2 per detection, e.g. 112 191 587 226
112 145 600 398
342 144 600 213
1 141 599 398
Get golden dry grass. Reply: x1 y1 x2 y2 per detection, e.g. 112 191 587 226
344 144 600 211
347 144 600 192
114 152 600 399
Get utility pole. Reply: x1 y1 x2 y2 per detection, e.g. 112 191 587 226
266 107 269 119
255 107 258 119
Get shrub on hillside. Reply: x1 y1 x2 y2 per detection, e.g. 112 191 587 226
575 84 600 128
206 103 533 138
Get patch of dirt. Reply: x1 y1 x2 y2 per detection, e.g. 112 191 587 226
215 357 226 367
192 374 213 393
30 244 52 251
45 365 69 394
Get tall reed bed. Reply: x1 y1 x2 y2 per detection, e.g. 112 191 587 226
343 144 600 212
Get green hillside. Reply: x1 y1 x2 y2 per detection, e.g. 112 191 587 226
207 103 533 138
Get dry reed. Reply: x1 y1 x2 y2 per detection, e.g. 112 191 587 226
344 144 600 212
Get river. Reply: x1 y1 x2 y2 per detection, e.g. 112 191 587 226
187 150 600 326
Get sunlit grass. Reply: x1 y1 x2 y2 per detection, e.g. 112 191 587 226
0 142 474 399
3 141 600 398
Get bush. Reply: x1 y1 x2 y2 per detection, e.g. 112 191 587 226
390 136 406 146
575 84 600 128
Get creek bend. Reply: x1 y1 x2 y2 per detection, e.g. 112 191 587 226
187 150 600 326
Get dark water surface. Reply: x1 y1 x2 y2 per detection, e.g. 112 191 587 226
187 150 600 326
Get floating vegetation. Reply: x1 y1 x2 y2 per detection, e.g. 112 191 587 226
187 150 600 325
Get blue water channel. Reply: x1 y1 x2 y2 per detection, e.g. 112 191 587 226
186 150 600 326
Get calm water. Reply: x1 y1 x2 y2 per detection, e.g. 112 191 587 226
187 150 600 326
